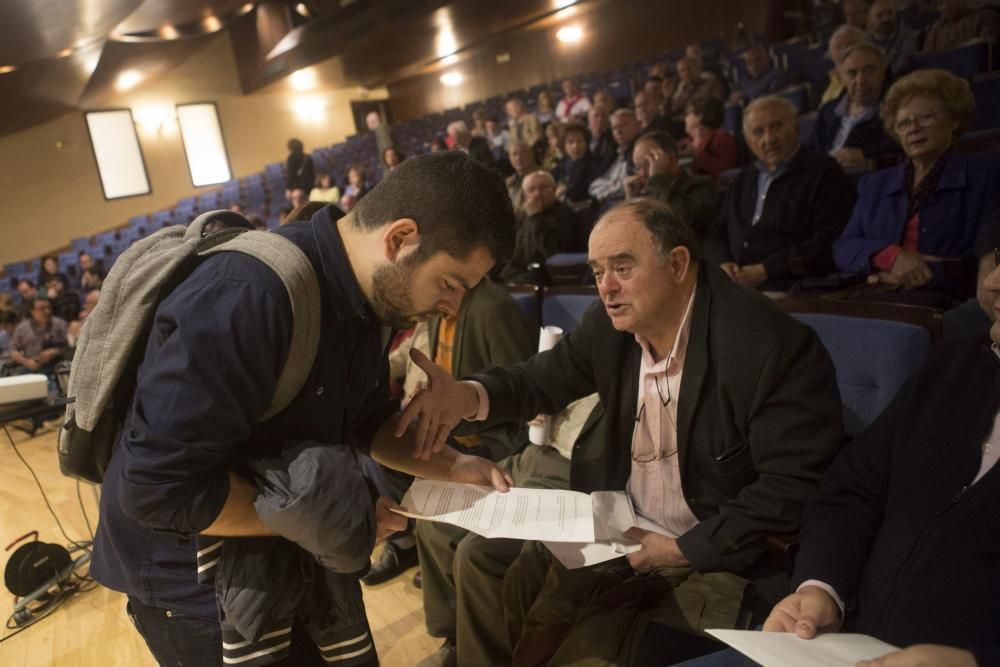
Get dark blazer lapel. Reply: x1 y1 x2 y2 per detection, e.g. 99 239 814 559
676 274 711 467
614 340 642 485
427 315 441 364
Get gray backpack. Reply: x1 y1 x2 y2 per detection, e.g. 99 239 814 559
58 210 321 484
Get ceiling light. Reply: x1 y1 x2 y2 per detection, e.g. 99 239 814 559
202 15 223 32
0 65 16 75
295 3 311 17
159 24 179 40
435 26 458 59
554 0 577 7
556 26 583 43
134 105 176 133
440 71 463 86
238 3 255 15
116 69 143 91
289 68 317 91
57 47 73 58
292 96 326 122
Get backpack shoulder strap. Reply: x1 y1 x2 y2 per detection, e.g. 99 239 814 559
202 232 321 421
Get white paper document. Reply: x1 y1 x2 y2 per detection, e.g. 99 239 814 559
542 491 643 569
396 480 595 542
706 629 899 667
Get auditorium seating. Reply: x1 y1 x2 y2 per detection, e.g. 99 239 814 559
540 286 599 334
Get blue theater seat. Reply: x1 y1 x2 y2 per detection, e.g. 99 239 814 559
541 287 599 334
911 38 992 80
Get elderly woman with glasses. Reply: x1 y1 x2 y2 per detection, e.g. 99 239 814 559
833 68 1000 302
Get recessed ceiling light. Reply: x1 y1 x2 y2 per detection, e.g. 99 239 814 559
556 26 583 43
0 65 16 75
159 24 179 39
295 3 310 17
239 3 255 15
57 47 73 58
440 71 463 86
289 68 317 91
202 15 223 32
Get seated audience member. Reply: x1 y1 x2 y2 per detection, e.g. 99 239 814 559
923 0 999 51
506 97 543 150
448 120 495 168
308 171 341 203
366 110 397 170
635 90 682 138
469 108 488 138
284 138 315 202
762 258 1000 667
45 276 80 323
363 279 536 586
820 25 870 106
834 69 1000 303
76 251 103 289
812 42 899 171
8 298 68 375
339 164 368 212
588 105 617 173
592 87 613 113
587 108 642 207
867 0 919 77
659 71 680 115
556 79 593 122
681 97 740 179
81 266 104 292
506 141 540 212
499 171 586 284
402 198 843 665
842 0 871 29
643 77 666 111
417 394 604 666
78 289 100 321
37 255 69 297
288 187 308 210
540 122 564 172
670 55 726 118
15 280 38 320
430 137 449 153
536 90 556 126
707 96 856 291
730 43 789 105
552 122 601 205
685 43 728 92
485 118 509 161
624 131 721 238
383 147 404 172
0 309 18 361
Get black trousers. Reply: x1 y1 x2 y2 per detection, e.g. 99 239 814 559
125 597 327 667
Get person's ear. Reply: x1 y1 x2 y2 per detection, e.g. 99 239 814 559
381 218 420 262
669 246 692 282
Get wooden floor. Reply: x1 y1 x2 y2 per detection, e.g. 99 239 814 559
0 426 440 666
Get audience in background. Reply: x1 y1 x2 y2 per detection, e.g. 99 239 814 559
685 43 728 91
634 90 681 137
506 141 540 212
15 280 38 320
867 0 919 78
506 97 542 149
588 105 617 173
555 78 592 121
469 108 488 138
499 171 585 284
0 309 18 360
536 90 556 126
288 187 308 209
681 97 740 179
79 289 100 321
588 108 641 207
366 110 397 170
624 131 720 238
283 138 315 202
448 120 495 168
308 171 341 203
833 69 1000 305
76 251 103 291
670 55 726 118
592 88 613 113
7 298 67 375
821 25 870 106
81 266 104 292
813 42 899 171
730 43 789 105
339 164 368 213
707 96 856 291
552 122 600 205
383 147 404 172
45 276 80 323
485 118 509 160
540 122 564 171
37 256 69 297
923 0 999 51
842 0 871 29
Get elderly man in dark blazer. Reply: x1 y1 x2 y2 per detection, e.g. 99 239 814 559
398 198 844 666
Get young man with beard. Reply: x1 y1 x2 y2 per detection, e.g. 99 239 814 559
89 152 517 666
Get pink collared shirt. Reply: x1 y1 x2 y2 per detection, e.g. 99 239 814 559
626 289 700 538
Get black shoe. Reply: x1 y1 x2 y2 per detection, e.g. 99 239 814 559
412 570 422 589
416 638 456 667
361 542 418 586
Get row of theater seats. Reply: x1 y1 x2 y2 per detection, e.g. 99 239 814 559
508 282 937 440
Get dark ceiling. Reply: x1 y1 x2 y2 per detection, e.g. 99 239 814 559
0 0 591 137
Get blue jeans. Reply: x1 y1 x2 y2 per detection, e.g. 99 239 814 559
125 598 327 667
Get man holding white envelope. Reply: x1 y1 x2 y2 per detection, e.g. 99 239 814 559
396 198 843 665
